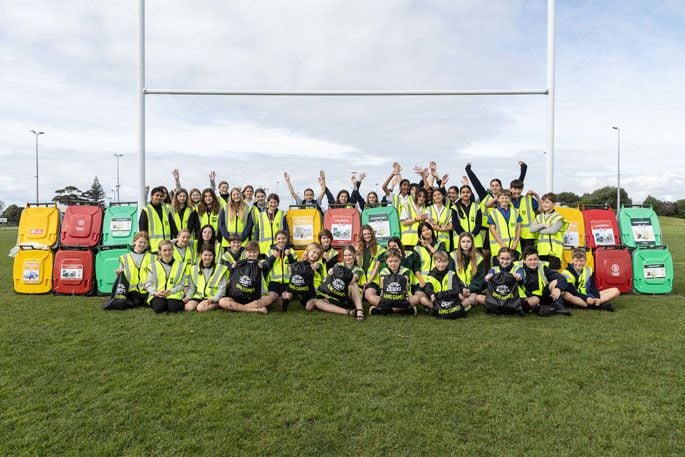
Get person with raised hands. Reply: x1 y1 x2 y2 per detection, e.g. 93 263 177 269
284 170 327 209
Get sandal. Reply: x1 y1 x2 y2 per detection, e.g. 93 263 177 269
349 308 365 321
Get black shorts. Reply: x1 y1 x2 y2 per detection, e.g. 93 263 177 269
229 295 259 305
317 293 352 309
292 291 315 304
412 284 426 295
364 283 380 293
268 282 289 294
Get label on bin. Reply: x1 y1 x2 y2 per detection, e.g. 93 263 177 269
643 263 665 279
23 261 40 284
590 220 615 246
368 213 391 240
29 228 44 236
61 263 84 280
332 223 352 241
292 216 314 243
563 221 580 247
630 218 656 246
110 218 132 236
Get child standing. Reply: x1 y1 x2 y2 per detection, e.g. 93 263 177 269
488 190 522 264
529 192 567 270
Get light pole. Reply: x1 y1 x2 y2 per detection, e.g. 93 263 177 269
30 130 45 204
275 181 281 195
612 126 620 210
114 153 124 202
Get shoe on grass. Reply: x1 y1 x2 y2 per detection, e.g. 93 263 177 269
535 305 555 317
598 302 615 312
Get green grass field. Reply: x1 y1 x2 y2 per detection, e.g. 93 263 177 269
1 219 683 456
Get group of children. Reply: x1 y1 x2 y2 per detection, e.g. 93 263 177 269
116 161 620 318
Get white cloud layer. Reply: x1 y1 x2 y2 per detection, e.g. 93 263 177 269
0 0 683 207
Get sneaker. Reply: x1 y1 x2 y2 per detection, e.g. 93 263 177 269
551 302 572 316
598 302 615 312
369 306 384 316
535 305 555 317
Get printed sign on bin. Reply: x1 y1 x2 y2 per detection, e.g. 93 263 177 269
368 213 391 240
590 220 615 246
23 261 40 284
644 263 666 279
292 216 314 243
563 221 580 246
61 264 84 280
630 218 656 246
110 218 132 236
331 215 353 242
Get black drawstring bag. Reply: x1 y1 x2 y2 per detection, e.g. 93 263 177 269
102 271 130 310
288 261 314 295
317 264 353 301
484 272 523 315
229 259 262 302
431 291 467 319
379 272 409 309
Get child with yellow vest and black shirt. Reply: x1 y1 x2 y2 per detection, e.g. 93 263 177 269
562 248 619 311
515 247 571 317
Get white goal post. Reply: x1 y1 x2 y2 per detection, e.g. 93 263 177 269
138 0 556 207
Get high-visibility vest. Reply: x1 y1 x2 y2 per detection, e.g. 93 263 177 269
562 265 592 296
170 206 192 234
517 265 549 297
173 243 196 275
256 209 286 254
360 245 386 286
198 210 220 234
426 204 452 248
189 263 228 300
222 204 249 247
515 195 536 240
147 259 186 302
489 207 521 255
119 252 154 293
267 253 292 284
414 241 442 278
452 252 484 287
425 270 456 294
221 248 245 266
401 199 423 247
535 211 567 259
143 204 171 252
452 201 483 249
479 194 497 228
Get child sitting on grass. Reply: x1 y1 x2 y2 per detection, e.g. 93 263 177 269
515 247 570 317
368 248 419 316
562 248 618 311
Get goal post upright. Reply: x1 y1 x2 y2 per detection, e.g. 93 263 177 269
137 0 556 205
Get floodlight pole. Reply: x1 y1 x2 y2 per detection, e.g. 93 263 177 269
546 0 556 193
616 127 621 210
138 0 146 208
114 153 123 202
30 129 44 204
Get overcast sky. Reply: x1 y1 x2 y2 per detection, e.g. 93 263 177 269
1 0 683 207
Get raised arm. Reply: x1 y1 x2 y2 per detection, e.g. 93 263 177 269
172 169 182 190
517 161 527 183
283 172 300 202
208 171 217 191
382 162 401 197
465 162 487 200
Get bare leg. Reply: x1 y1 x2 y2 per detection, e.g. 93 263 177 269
563 291 588 308
185 299 200 312
313 299 349 315
197 299 221 312
365 288 381 306
599 288 620 303
218 297 268 314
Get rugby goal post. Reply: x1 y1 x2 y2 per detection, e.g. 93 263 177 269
138 0 556 207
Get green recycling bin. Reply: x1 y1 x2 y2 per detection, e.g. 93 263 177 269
631 246 673 294
361 205 400 246
102 203 138 247
617 206 662 248
95 247 129 295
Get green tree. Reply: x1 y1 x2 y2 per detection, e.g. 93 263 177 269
0 200 5 215
578 187 632 208
1 204 24 224
674 199 685 219
53 186 85 206
557 191 580 205
642 195 664 215
82 176 108 209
